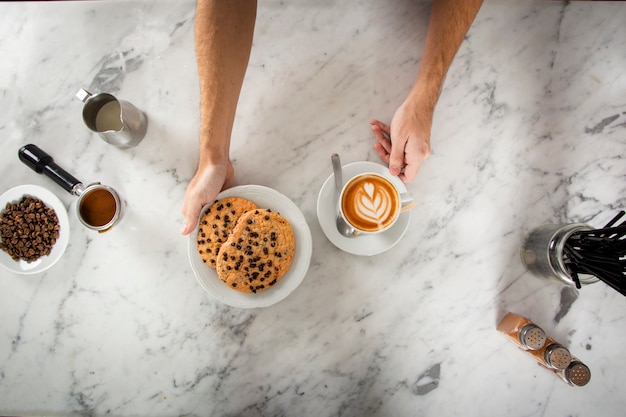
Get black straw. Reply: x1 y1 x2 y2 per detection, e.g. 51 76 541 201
563 212 626 297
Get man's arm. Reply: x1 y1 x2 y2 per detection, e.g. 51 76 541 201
371 0 483 182
181 0 257 235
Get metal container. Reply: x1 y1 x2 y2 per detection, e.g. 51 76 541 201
518 324 547 351
543 343 572 370
561 360 591 386
18 144 124 233
77 88 147 149
520 223 599 286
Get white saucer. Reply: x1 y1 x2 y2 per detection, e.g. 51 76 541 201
317 161 411 256
188 185 312 309
0 184 70 274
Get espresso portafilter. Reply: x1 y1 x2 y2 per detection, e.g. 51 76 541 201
18 144 123 232
18 144 83 195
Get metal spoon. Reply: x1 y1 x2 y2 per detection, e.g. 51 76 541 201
331 153 357 237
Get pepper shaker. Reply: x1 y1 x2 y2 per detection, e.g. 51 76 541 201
529 338 572 371
497 312 547 350
553 357 591 386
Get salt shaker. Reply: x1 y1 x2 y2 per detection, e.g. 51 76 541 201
550 357 591 386
497 312 547 350
529 338 572 371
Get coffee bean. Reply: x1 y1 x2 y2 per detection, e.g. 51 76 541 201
0 195 60 263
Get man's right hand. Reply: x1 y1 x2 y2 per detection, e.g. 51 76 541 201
180 161 234 235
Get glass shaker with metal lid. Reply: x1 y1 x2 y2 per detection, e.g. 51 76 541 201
497 312 547 351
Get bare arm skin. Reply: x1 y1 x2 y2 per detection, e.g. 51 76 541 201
181 0 479 233
371 0 483 183
181 0 257 235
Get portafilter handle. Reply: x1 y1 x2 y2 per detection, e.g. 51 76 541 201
18 144 83 195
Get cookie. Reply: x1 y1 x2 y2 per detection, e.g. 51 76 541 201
196 197 258 268
216 209 295 294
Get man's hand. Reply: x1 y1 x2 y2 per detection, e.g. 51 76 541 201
372 0 482 184
180 161 234 235
371 95 433 183
183 0 256 235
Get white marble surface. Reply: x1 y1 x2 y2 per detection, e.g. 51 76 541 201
1 0 625 416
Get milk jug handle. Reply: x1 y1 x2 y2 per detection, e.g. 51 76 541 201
76 88 92 103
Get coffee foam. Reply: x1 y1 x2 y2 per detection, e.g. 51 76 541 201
341 173 399 232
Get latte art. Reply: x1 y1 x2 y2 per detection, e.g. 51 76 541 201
341 173 400 232
355 182 394 226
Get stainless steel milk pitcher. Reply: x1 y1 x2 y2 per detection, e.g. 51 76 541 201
76 88 147 149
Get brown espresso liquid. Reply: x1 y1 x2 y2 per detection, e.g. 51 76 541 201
79 188 116 227
341 174 399 232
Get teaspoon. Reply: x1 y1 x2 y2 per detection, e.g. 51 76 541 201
331 153 357 238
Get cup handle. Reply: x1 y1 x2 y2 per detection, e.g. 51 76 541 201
76 88 92 103
400 192 416 213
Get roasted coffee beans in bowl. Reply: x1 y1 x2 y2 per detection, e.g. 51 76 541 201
0 185 70 274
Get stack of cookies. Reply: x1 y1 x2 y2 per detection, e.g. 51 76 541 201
196 197 295 294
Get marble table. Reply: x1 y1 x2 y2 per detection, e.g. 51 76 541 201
1 1 625 416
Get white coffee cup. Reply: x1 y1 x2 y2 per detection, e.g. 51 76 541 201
339 172 412 234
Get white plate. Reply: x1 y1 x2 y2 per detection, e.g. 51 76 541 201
0 184 70 274
317 161 411 256
188 185 312 308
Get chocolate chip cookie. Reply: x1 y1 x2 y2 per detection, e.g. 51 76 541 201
216 209 295 294
196 197 258 268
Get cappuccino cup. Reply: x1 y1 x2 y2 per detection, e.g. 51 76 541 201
339 172 411 234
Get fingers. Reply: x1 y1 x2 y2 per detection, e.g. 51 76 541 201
370 119 390 134
181 214 198 235
181 223 195 236
399 168 416 184
371 119 404 176
396 155 424 183
180 178 209 236
180 162 234 235
400 142 431 183
371 122 392 156
181 192 202 235
388 146 405 177
370 118 432 183
373 143 391 164
386 130 407 177
398 152 420 183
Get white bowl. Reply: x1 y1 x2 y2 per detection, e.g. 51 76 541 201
0 184 70 274
188 185 312 308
